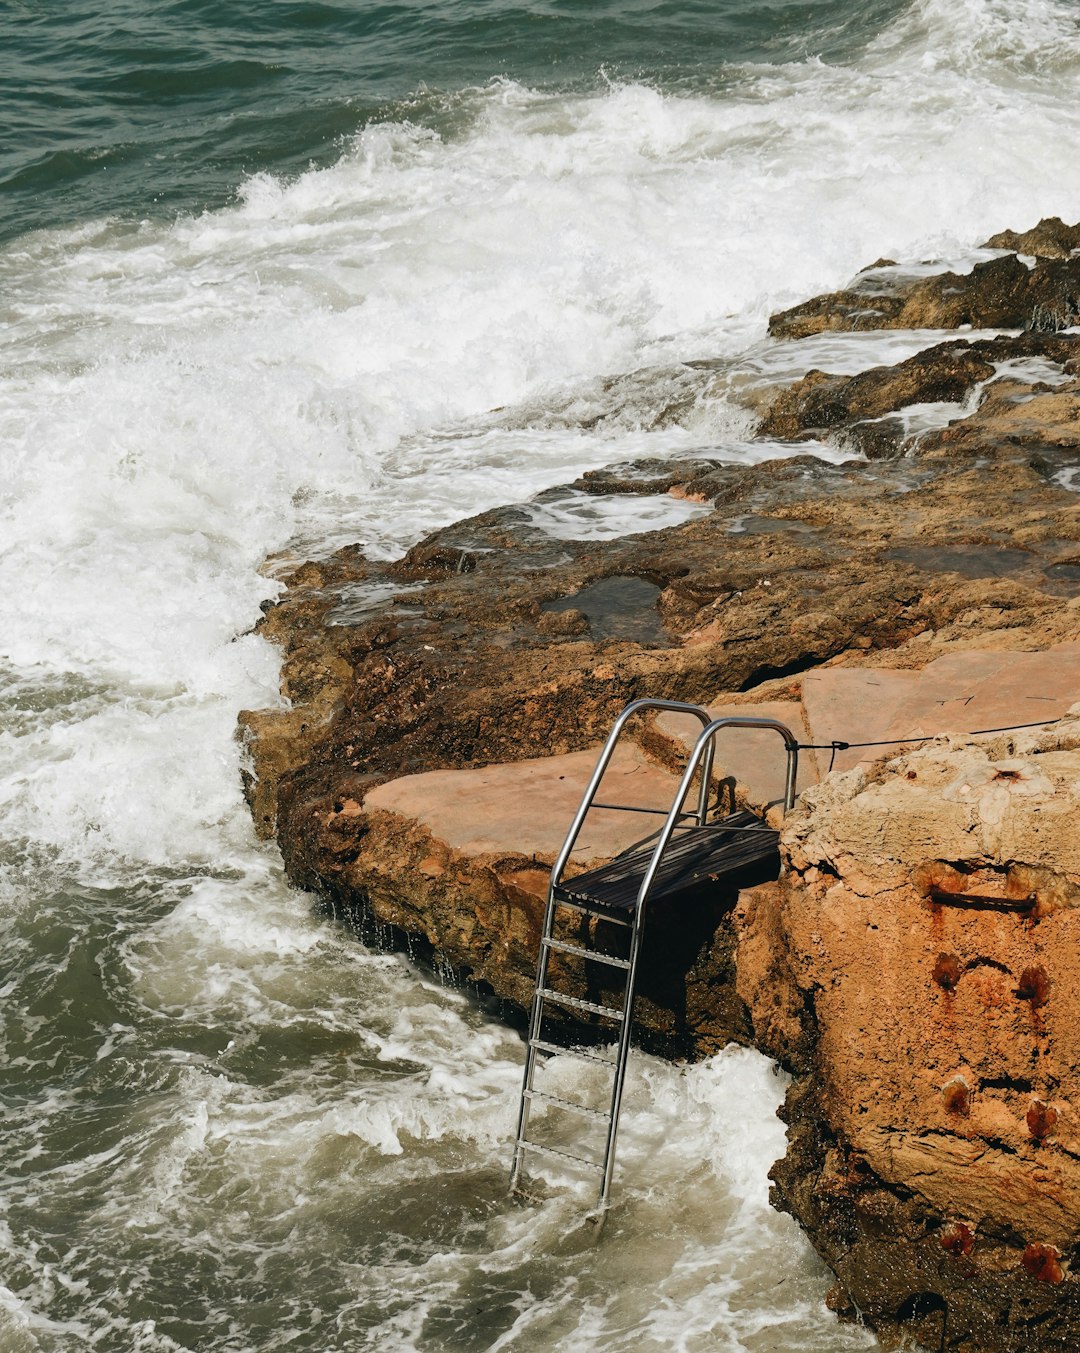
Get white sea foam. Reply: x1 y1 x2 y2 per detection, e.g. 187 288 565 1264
4 0 1080 1345
523 490 712 540
868 0 1080 75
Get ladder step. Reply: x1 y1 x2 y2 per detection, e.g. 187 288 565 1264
542 936 631 970
530 1038 619 1066
538 989 625 1021
516 1138 604 1173
554 894 633 925
554 810 780 919
525 1089 612 1122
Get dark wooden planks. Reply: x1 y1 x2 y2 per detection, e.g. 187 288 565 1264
555 810 780 919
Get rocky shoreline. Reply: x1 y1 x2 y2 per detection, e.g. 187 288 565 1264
240 219 1080 1351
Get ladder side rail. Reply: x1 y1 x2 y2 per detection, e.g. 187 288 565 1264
510 884 560 1191
512 698 710 1195
597 726 716 1205
597 714 799 1205
547 698 713 895
696 730 715 824
692 715 800 815
730 716 800 815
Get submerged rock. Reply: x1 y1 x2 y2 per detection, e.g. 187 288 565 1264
756 333 1080 451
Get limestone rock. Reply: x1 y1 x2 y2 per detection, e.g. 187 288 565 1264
753 719 1080 1350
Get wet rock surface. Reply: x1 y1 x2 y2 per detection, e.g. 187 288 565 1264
983 216 1080 260
769 235 1080 341
240 218 1080 1351
756 332 1080 454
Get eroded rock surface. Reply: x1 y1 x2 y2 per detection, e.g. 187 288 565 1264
240 443 1080 1056
239 216 1080 1351
739 717 1080 1350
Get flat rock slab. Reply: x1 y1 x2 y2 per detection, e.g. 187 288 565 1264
881 641 1080 741
682 647 1080 807
363 743 682 865
655 700 816 809
801 669 921 773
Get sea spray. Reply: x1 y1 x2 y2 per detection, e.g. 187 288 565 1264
3 0 1080 1346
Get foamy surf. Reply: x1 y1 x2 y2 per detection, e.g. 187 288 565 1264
4 0 1080 1346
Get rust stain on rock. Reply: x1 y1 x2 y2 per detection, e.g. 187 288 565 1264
1027 1099 1058 1142
941 1220 976 1256
1022 1243 1065 1284
933 953 964 991
942 1076 972 1117
1016 965 1052 1007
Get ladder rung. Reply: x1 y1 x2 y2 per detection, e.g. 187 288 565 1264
530 1038 619 1066
538 989 625 1021
543 936 631 969
554 894 634 925
516 1138 604 1173
525 1089 611 1122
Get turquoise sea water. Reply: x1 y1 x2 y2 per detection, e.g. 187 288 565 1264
3 1 1080 1349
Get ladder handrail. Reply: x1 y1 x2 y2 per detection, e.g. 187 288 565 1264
550 708 799 899
597 715 798 1204
548 698 715 897
629 715 798 919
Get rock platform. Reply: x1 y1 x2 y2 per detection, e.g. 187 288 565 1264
240 218 1080 1350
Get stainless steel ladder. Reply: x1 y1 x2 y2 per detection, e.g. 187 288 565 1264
509 698 798 1210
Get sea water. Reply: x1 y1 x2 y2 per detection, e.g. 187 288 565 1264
3 1 1080 1348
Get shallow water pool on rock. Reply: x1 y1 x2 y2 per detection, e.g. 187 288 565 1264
541 576 670 644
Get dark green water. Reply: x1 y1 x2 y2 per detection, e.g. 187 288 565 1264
1 0 905 245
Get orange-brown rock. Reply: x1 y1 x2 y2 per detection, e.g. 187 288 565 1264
330 743 760 1053
758 342 995 443
240 445 1080 1055
742 718 1080 1349
941 1220 976 1256
768 242 1080 340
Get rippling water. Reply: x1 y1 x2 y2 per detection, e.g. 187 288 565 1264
1 0 914 246
4 0 1080 1348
